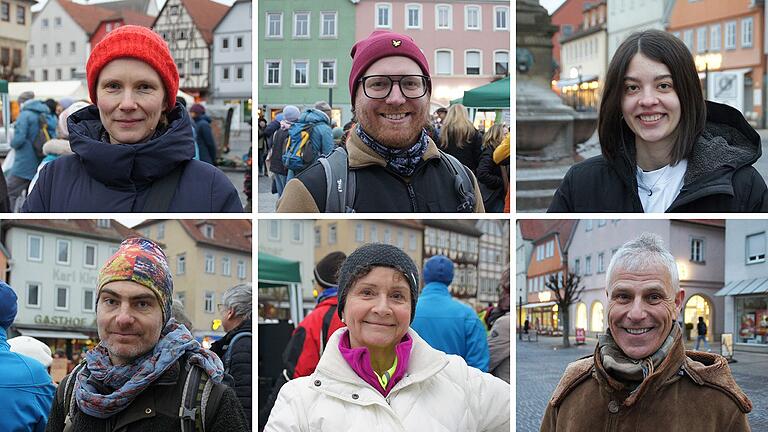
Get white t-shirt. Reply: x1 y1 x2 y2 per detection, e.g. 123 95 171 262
636 159 687 213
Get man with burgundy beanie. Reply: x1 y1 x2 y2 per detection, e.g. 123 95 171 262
277 31 484 213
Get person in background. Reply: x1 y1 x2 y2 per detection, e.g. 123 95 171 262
411 255 490 371
493 132 510 213
269 106 301 197
190 103 218 165
695 316 711 352
487 267 510 384
8 335 54 372
9 90 54 210
0 281 56 431
439 103 483 173
476 123 508 213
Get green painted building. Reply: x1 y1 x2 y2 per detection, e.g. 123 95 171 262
258 0 357 126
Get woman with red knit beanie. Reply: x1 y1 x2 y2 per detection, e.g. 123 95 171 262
22 25 243 212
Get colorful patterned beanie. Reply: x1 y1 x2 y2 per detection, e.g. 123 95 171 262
98 237 173 324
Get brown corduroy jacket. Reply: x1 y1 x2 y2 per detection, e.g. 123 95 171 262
540 331 752 432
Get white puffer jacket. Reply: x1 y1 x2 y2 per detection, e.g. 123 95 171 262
265 328 510 432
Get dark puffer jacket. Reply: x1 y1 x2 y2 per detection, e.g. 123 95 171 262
193 114 217 165
441 129 483 173
45 358 250 432
22 103 243 212
210 319 252 428
548 101 768 212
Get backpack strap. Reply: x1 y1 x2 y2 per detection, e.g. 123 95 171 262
223 331 252 373
438 150 476 212
62 362 87 432
143 161 186 212
179 362 202 432
319 147 356 213
319 304 338 355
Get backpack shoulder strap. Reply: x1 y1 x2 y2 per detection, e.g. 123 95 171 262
223 331 252 372
144 161 186 212
319 147 356 213
438 150 476 212
179 362 202 432
319 304 338 355
62 362 86 432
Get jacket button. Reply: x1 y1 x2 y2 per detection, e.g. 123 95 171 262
352 394 359 400
608 400 619 414
145 408 152 415
314 380 321 387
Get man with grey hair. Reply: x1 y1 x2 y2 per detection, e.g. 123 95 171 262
541 233 752 431
211 283 252 428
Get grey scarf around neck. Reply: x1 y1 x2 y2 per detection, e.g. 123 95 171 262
599 323 680 384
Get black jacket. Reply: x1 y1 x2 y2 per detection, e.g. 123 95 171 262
269 128 289 176
45 358 249 432
193 114 217 165
211 319 252 428
442 129 483 173
548 101 768 212
23 103 243 213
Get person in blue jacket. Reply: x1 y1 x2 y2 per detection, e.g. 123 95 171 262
411 255 490 372
286 103 335 180
10 91 56 209
189 103 217 165
22 25 242 213
0 281 56 431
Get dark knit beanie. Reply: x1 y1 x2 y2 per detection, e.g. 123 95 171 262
314 251 347 289
423 255 454 285
87 25 179 112
0 281 18 329
337 243 419 323
349 31 431 107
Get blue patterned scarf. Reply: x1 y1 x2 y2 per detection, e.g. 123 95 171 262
356 125 429 177
74 318 223 419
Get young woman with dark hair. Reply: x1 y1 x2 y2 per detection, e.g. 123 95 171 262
548 29 768 212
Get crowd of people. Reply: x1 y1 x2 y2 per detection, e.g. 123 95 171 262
258 30 510 213
0 237 252 431
4 25 246 213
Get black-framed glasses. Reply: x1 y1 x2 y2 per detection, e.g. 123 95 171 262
358 75 430 99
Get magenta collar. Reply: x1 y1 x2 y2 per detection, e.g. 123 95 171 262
338 329 413 397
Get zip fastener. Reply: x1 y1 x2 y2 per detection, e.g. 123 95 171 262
406 184 417 211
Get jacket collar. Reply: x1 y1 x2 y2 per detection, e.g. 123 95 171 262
67 103 195 189
346 130 441 170
420 281 451 296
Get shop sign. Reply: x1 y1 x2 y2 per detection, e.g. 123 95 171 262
33 314 88 327
52 268 98 286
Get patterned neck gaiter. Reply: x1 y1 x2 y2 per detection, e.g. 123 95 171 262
356 125 429 177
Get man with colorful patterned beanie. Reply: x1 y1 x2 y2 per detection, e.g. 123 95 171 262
46 237 250 432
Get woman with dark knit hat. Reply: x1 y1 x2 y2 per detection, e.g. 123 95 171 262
22 25 243 213
265 243 510 432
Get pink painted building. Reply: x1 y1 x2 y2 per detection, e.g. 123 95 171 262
353 1 510 108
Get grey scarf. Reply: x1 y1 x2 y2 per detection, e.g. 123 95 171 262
598 323 680 384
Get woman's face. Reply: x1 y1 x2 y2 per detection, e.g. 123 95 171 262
97 58 166 145
620 53 681 151
343 266 411 352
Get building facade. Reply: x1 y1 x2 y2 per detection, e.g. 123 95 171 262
0 0 35 81
475 219 509 305
135 219 252 344
354 0 510 109
153 0 229 98
90 10 155 47
606 0 674 57
258 0 356 125
422 220 481 307
720 219 768 353
557 1 606 111
550 0 592 81
211 0 252 128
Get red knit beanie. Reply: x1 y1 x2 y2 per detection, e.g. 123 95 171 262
87 25 179 112
349 31 431 107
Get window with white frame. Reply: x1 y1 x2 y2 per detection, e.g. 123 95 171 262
494 50 509 75
465 50 481 75
56 239 71 265
710 24 721 50
292 60 308 86
690 238 705 262
203 224 214 238
84 243 97 268
465 5 481 30
683 29 693 51
204 291 214 313
329 224 337 244
436 4 451 29
236 66 244 80
355 223 365 242
28 235 42 262
29 44 33 57
725 21 736 49
83 288 95 312
397 231 404 248
269 220 280 240
266 12 282 38
205 254 215 274
597 253 605 273
536 245 544 261
409 233 417 251
585 255 592 274
370 225 378 242
291 221 302 242
191 59 202 75
222 66 231 81
320 59 336 85
574 259 580 275
70 41 75 54
384 228 392 244
697 27 707 53
56 286 69 310
585 220 593 231
314 227 321 246
406 4 421 29
376 3 391 28
55 42 61 56
294 12 310 38
97 219 110 228
742 17 753 48
177 254 186 275
265 60 281 85
237 260 246 280
27 283 40 308
221 37 229 50
746 233 765 263
436 50 452 75
494 6 509 30
320 11 337 37
156 223 165 240
545 240 554 258
222 256 231 276
236 36 243 49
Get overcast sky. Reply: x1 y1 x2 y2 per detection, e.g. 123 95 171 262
32 0 235 12
540 0 566 15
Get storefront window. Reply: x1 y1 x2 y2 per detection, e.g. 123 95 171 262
735 296 768 345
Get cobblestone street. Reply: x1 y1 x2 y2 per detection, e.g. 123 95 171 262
516 335 768 432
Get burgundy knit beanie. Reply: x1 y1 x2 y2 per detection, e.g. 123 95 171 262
87 25 179 112
349 31 431 106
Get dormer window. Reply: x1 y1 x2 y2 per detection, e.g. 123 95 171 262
97 219 111 228
202 224 214 238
